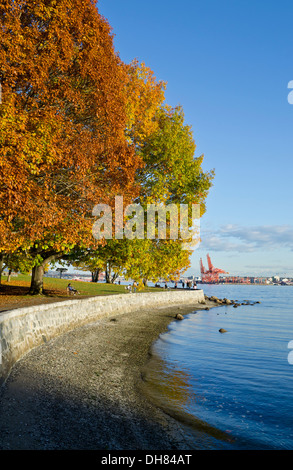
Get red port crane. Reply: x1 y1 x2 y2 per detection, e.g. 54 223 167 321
200 254 228 283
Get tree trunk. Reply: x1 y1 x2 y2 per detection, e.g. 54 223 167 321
29 253 57 295
105 263 111 283
7 269 12 282
0 254 3 285
112 272 119 283
29 265 45 295
91 269 101 283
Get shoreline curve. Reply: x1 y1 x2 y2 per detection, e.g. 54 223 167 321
0 293 228 450
0 289 205 385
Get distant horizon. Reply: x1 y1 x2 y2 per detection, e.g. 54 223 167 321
50 264 292 281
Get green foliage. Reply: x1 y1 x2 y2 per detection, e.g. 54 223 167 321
137 105 214 211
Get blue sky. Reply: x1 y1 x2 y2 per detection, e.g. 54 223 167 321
98 0 293 278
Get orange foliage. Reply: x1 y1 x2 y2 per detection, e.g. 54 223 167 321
124 59 167 146
0 0 141 254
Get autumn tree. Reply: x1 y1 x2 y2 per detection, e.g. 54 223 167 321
67 60 168 284
70 239 131 284
77 66 214 286
0 0 141 293
124 105 214 284
122 238 190 286
124 65 214 283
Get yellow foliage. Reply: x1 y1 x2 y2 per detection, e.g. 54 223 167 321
125 60 166 146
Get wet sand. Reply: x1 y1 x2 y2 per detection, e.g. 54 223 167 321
0 298 220 451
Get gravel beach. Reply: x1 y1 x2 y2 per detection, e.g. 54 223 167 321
0 299 219 451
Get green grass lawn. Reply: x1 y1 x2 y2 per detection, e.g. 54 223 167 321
5 273 164 297
44 276 165 296
0 273 165 312
44 275 127 296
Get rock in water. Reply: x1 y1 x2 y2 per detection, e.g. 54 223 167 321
219 328 227 333
175 313 184 320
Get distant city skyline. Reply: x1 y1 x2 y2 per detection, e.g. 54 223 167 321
98 0 293 278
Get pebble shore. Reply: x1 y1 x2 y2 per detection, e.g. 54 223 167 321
0 299 216 450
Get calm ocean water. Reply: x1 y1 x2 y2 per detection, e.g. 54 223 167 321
141 285 293 449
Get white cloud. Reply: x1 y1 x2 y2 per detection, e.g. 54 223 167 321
199 224 293 252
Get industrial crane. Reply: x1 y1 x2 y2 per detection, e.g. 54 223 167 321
200 254 228 283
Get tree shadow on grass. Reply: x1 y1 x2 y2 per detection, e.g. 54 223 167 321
0 283 71 313
0 283 30 296
0 283 67 296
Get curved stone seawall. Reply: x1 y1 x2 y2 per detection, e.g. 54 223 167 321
0 289 204 385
